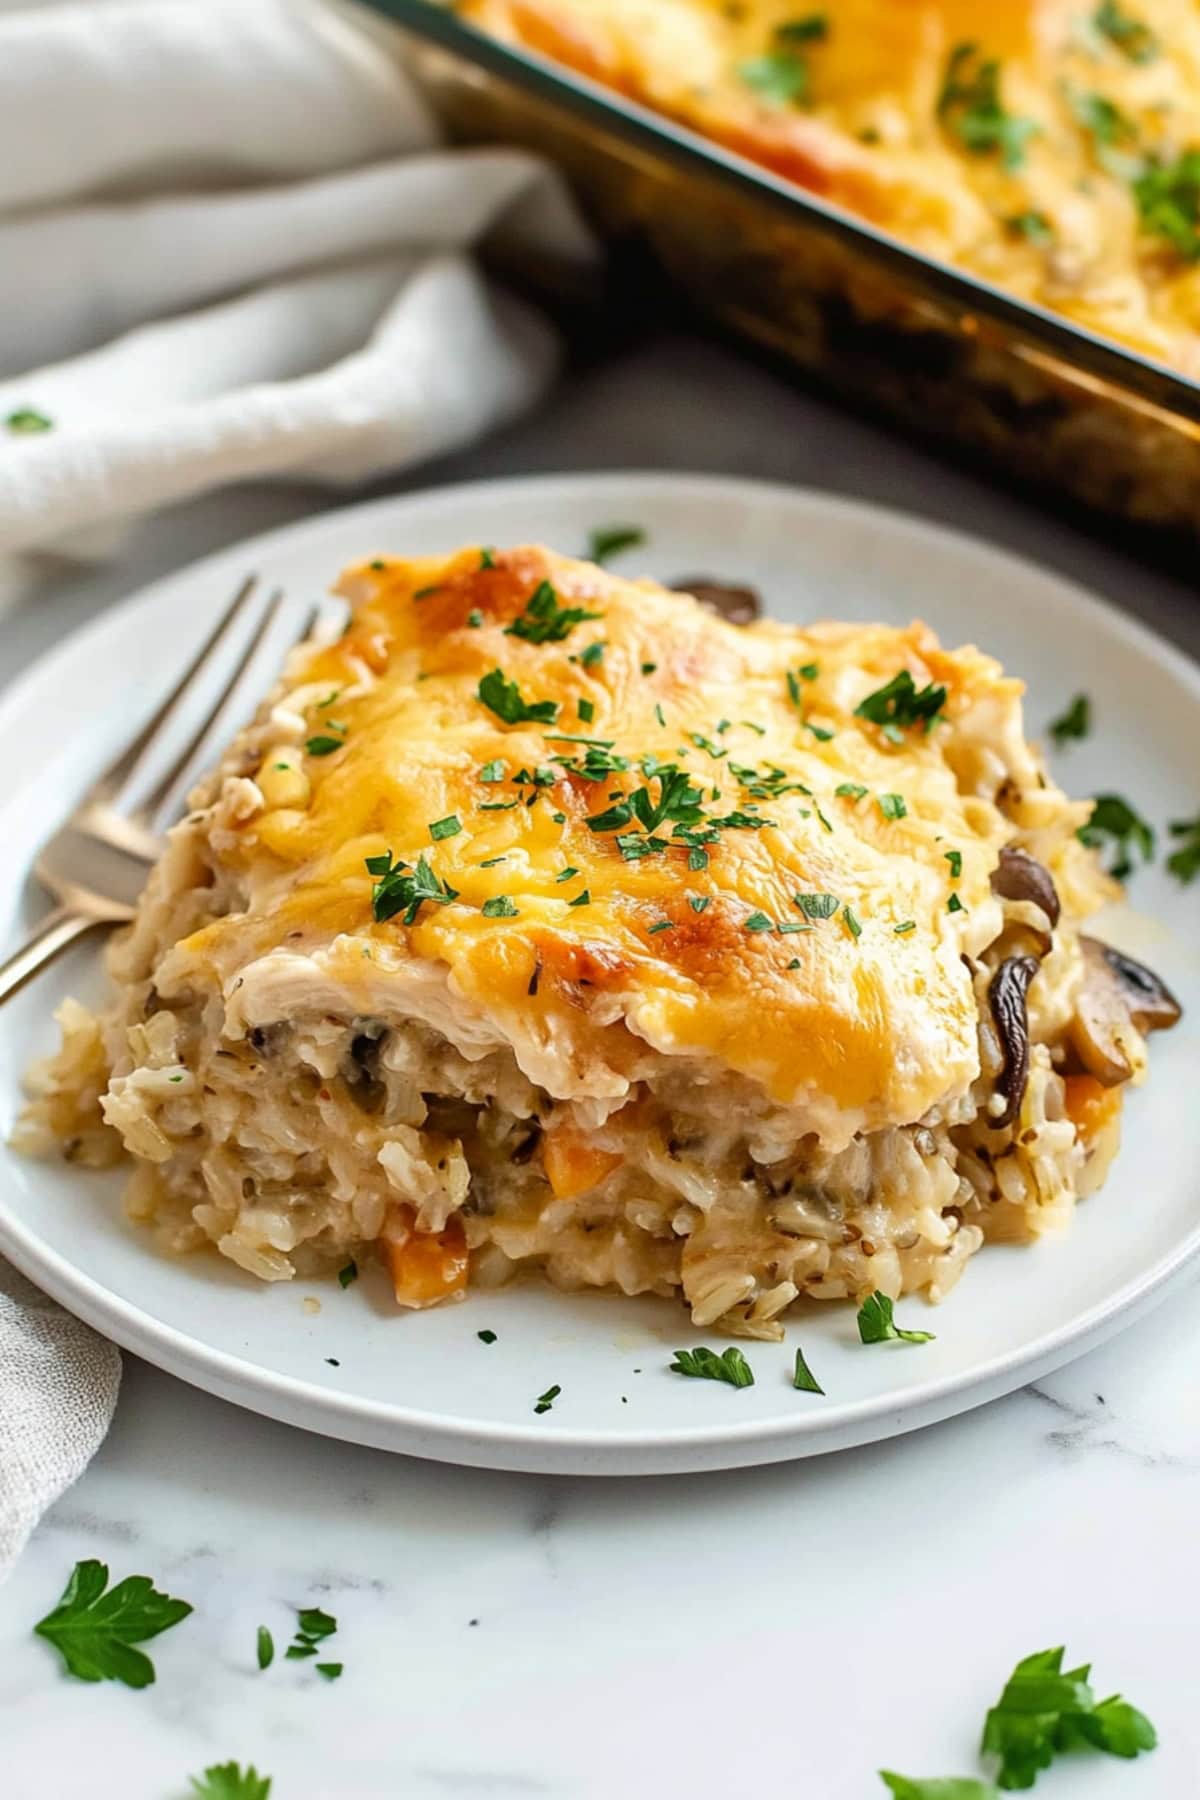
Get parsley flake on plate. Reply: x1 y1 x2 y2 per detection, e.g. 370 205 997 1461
316 1662 343 1681
1167 813 1200 883
857 1290 935 1345
792 1346 824 1394
33 1559 193 1688
256 1626 274 1670
189 1763 273 1800
5 406 53 434
367 852 458 926
477 1329 497 1344
337 1261 357 1289
534 1383 561 1415
1047 692 1090 746
981 1645 1156 1789
477 668 559 726
670 1345 755 1388
587 524 646 564
1078 792 1155 879
879 1776 995 1799
505 579 602 645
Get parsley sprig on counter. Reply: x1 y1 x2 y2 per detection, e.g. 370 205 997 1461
982 1646 1156 1787
880 1778 994 1799
190 1764 273 1800
33 1559 192 1688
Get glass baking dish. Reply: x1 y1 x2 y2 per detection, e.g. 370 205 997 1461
359 0 1200 544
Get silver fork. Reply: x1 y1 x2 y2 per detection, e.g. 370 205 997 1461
0 574 304 1006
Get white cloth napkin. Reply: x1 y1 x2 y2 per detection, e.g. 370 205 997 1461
0 0 596 605
0 1259 121 1579
0 0 595 1571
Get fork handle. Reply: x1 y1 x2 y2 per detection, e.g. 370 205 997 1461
0 908 104 1006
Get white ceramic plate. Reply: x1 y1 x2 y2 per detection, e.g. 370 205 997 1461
1 474 1197 1475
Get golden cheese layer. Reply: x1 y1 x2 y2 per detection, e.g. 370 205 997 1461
175 548 1022 1137
465 0 1200 374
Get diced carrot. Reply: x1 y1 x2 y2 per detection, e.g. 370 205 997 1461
1062 1073 1123 1143
542 1124 622 1200
383 1205 468 1308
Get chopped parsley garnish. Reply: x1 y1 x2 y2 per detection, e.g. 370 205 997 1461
413 584 440 600
316 1662 343 1681
482 895 519 918
648 919 674 935
556 866 579 882
479 546 496 569
587 524 646 564
478 668 559 726
505 579 602 644
739 48 810 106
467 608 483 628
797 660 820 679
688 895 711 914
479 800 518 812
189 1763 273 1799
794 891 840 920
1048 692 1090 746
5 405 53 434
1134 152 1200 260
744 911 775 932
857 1290 935 1345
479 759 506 782
1078 792 1155 879
33 1559 193 1687
879 1777 992 1799
787 956 801 969
641 661 657 675
944 849 963 879
894 921 916 935
577 697 595 723
337 1261 357 1288
690 731 728 760
285 1607 337 1664
1094 0 1158 62
937 43 1036 169
843 904 863 939
836 782 868 800
792 1346 824 1394
305 735 344 757
367 851 458 925
878 793 907 820
947 892 966 914
654 702 667 727
670 1346 755 1388
580 641 605 667
256 1626 274 1670
689 847 709 871
428 814 461 842
477 1329 497 1344
1167 813 1200 883
568 889 591 907
805 721 835 742
533 1383 561 1415
1006 209 1054 244
981 1645 1156 1788
855 670 947 739
1069 88 1139 171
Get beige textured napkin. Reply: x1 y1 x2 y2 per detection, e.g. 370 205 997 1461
0 1259 121 1581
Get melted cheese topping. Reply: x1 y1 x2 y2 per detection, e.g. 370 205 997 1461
465 0 1200 374
178 547 1022 1138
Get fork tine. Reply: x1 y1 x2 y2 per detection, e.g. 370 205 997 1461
138 587 289 823
97 574 260 805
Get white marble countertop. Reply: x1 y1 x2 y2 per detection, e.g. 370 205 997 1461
2 336 1199 1799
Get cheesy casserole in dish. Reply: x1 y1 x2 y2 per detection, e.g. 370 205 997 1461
19 548 1180 1338
464 0 1200 375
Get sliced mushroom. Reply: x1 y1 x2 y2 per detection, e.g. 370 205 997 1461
987 953 1040 1129
990 846 1060 927
1084 937 1182 1034
673 577 761 626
